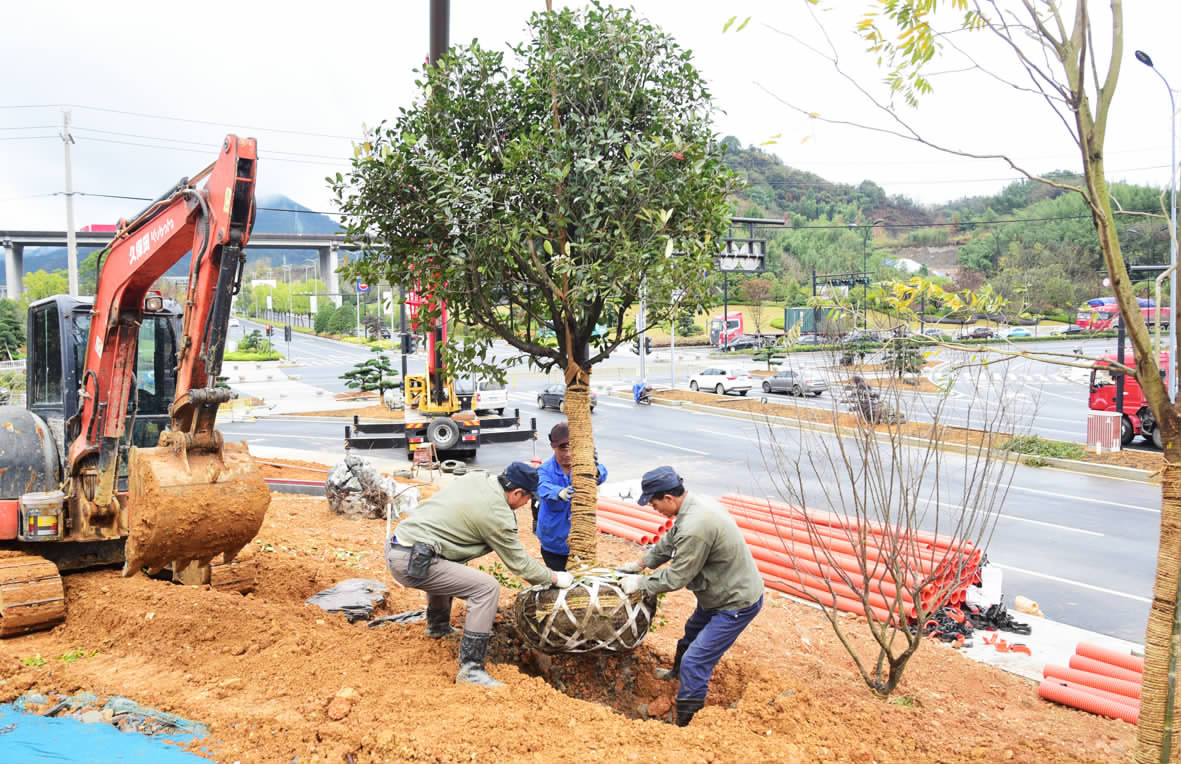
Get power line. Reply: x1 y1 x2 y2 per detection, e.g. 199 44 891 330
77 135 345 166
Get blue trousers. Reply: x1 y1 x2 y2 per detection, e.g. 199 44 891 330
676 594 763 700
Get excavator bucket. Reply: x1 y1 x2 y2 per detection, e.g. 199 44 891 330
123 441 270 577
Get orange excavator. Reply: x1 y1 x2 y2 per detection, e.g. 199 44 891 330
0 135 270 636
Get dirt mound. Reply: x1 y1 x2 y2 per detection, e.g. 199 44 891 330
0 494 1131 763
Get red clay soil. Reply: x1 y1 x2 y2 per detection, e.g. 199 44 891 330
0 493 1134 763
287 404 404 420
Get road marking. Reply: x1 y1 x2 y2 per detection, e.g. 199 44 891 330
696 427 759 441
994 563 1150 603
991 481 1159 514
220 431 342 442
914 498 1103 536
623 434 709 455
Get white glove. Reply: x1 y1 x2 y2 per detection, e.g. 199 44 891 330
620 574 643 595
553 571 575 588
615 561 644 574
558 486 575 501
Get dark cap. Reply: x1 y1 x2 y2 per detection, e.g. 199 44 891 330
548 422 570 446
502 462 539 494
638 466 683 506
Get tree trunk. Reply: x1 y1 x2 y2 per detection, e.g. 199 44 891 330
564 362 598 565
1137 411 1181 764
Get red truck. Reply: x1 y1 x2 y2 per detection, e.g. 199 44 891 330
709 311 744 346
1089 349 1169 447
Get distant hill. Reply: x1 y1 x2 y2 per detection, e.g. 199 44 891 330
3 195 341 285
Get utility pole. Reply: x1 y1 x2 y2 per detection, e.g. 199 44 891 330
61 110 79 296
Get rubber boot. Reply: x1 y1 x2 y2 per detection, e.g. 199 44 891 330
456 631 503 687
675 697 706 727
655 641 689 680
425 597 457 638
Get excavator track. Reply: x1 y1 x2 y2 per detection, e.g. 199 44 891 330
0 554 66 637
173 554 258 595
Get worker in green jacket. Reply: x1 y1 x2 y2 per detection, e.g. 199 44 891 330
389 462 574 687
617 466 764 726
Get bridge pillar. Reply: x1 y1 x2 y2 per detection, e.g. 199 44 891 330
320 245 341 307
2 241 22 301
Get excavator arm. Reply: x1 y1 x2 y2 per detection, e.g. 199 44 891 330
66 135 269 576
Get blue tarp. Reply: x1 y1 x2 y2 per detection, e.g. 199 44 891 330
0 696 209 764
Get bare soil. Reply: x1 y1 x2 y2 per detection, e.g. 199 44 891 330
288 404 404 420
0 492 1135 763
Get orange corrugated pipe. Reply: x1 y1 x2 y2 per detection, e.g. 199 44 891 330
1038 681 1138 724
597 499 671 528
1042 665 1141 700
746 537 916 605
754 558 912 619
1076 642 1145 674
723 493 972 553
1069 654 1144 684
596 506 669 536
762 575 893 623
740 527 925 593
596 516 653 545
1056 680 1142 710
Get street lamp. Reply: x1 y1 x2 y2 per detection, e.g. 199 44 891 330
1135 49 1178 401
715 236 766 350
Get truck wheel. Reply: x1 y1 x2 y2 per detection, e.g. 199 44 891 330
427 418 461 450
1153 426 1164 450
1121 415 1135 446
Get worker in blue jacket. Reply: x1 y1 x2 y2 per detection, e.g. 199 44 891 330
536 422 608 571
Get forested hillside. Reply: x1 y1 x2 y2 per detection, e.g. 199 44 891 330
719 137 1172 316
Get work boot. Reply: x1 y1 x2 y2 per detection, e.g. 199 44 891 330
655 641 689 680
456 631 503 687
675 697 706 727
425 598 457 638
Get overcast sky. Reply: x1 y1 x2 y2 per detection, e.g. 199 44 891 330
2 1 1177 232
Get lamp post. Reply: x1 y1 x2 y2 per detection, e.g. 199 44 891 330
1135 49 1178 401
715 236 767 350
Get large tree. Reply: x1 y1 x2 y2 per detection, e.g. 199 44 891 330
770 2 1176 758
332 3 736 563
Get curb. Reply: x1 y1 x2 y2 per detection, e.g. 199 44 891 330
609 390 1156 484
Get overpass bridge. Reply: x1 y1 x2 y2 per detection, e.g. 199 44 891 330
0 230 363 301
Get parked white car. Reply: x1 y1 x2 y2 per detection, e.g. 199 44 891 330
688 367 753 396
454 377 508 415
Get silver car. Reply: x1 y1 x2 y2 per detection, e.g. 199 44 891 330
762 369 826 397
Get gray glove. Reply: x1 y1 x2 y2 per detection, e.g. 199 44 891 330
553 571 575 588
558 486 575 501
615 561 644 574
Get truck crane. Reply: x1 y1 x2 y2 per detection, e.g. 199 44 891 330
0 135 270 636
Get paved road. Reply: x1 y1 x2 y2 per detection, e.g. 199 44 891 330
222 364 1159 642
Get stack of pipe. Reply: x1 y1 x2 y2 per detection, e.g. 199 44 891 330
719 494 982 622
1039 642 1142 724
595 498 672 546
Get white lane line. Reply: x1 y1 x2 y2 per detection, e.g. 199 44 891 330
623 434 709 455
915 498 1103 536
994 563 1150 603
992 482 1159 514
696 427 759 441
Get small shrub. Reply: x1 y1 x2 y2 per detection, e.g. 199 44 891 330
477 561 524 590
1000 435 1086 461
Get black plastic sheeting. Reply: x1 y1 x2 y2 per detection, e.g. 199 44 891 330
305 578 389 623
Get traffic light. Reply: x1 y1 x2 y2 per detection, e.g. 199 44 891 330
283 324 293 343
644 336 652 355
631 338 641 355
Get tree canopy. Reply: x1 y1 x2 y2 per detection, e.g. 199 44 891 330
331 2 737 382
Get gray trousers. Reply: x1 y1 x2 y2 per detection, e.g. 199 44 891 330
386 541 500 633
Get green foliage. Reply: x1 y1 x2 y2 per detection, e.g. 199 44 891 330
237 330 274 354
327 304 356 336
223 351 281 361
58 647 100 663
341 348 401 396
21 654 47 667
332 3 737 382
882 337 923 376
1000 435 1086 462
314 302 336 334
20 270 68 307
0 299 24 359
477 561 524 590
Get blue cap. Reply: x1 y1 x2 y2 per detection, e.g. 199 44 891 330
502 461 539 494
638 466 683 506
